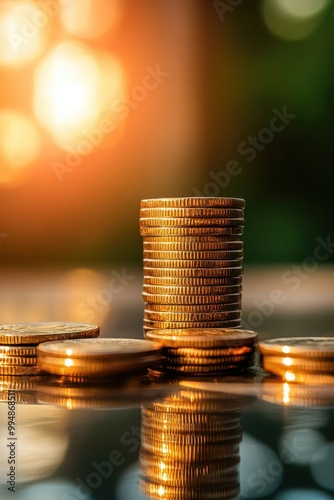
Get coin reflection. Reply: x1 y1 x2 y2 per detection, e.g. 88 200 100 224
139 389 254 499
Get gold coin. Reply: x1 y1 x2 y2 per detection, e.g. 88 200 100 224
0 322 100 345
38 354 162 377
260 362 334 385
0 365 41 375
143 241 243 251
138 481 239 500
143 284 242 296
143 267 243 277
140 226 243 236
143 259 242 269
166 353 254 367
142 417 241 433
38 338 162 359
145 329 257 348
145 302 241 312
141 427 241 444
140 197 245 208
142 292 242 305
0 355 37 365
143 235 241 242
0 345 38 356
144 310 241 322
259 337 334 359
261 355 334 374
143 276 242 287
143 320 242 329
140 217 244 227
142 407 241 424
0 375 40 391
143 249 243 260
166 345 254 358
140 207 244 218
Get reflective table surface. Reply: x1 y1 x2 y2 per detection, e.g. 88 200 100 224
0 267 333 500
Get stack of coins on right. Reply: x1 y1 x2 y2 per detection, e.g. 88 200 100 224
259 337 334 385
140 197 245 335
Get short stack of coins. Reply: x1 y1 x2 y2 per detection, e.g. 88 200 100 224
146 328 257 377
140 197 245 336
259 337 334 384
139 389 250 500
0 322 100 376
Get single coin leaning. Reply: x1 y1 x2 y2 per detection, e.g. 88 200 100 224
142 293 242 305
0 322 100 345
143 249 243 260
145 329 257 348
140 197 245 208
143 259 242 269
140 227 243 236
139 217 244 227
258 337 334 358
261 356 334 374
140 207 244 218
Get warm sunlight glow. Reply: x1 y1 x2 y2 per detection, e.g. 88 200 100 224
65 349 73 356
157 486 165 497
34 42 125 147
60 0 121 39
284 371 296 382
282 346 290 354
283 382 291 405
282 357 293 366
65 358 73 367
0 1 47 66
0 110 40 185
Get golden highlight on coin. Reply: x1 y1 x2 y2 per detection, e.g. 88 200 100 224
140 207 244 218
140 197 245 208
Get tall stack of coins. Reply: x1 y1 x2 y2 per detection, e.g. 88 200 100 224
0 322 100 376
140 197 245 335
139 389 252 500
259 337 334 384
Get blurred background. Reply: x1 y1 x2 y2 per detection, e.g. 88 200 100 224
0 0 333 332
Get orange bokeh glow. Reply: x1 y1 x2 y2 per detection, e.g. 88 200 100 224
33 41 124 148
0 110 40 185
60 0 121 39
0 1 47 66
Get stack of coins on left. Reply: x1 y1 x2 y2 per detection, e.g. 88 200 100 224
0 322 100 376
